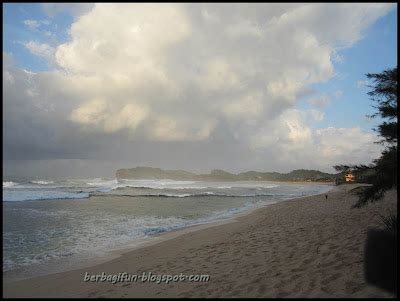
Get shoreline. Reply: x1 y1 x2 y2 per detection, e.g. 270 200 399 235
3 184 333 283
115 178 337 185
3 184 396 298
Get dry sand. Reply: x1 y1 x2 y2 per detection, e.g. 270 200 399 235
3 184 397 298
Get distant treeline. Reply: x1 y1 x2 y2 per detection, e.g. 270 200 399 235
116 167 339 182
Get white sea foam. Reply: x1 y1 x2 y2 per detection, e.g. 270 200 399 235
3 191 90 202
86 179 118 187
3 178 284 202
3 198 271 273
3 181 17 188
86 178 210 191
102 191 291 198
30 180 55 185
114 179 279 190
3 182 334 277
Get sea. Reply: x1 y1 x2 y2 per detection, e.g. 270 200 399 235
3 177 333 281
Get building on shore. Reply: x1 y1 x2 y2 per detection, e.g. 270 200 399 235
345 169 355 182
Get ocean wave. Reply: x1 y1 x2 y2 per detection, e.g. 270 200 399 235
86 179 118 186
112 185 209 190
109 182 279 191
30 180 55 185
3 191 90 202
121 179 197 185
92 192 288 198
3 181 17 188
85 179 210 191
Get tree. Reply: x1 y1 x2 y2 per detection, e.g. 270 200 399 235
335 67 397 296
367 67 397 145
334 67 397 208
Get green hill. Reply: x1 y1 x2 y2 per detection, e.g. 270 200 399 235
116 167 338 182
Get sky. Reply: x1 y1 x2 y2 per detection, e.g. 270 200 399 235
3 3 398 178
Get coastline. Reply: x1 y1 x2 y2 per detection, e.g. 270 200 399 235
3 184 396 298
3 181 334 283
3 183 333 283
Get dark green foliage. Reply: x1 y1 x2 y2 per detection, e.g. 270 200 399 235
333 164 375 186
334 67 397 207
366 67 398 145
116 167 339 182
353 146 397 208
353 67 398 296
366 68 397 119
333 164 352 173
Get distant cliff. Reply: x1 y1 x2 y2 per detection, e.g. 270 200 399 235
116 167 197 180
116 167 338 182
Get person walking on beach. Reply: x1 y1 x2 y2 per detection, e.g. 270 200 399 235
325 194 328 200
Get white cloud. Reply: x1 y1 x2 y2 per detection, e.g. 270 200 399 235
332 52 344 63
149 116 215 141
24 41 55 62
23 19 40 30
199 58 239 91
201 9 220 24
314 127 382 165
267 79 304 104
3 70 14 85
334 90 343 98
50 3 392 142
357 80 369 88
103 104 149 133
223 93 263 121
55 4 191 76
69 98 149 133
23 19 51 31
226 19 263 38
264 3 395 48
250 110 382 169
4 3 394 172
307 109 325 122
69 98 108 126
43 30 56 38
307 94 330 108
41 3 94 18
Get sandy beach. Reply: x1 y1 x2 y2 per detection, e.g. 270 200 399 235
3 184 396 298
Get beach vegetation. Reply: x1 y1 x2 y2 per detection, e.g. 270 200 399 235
333 67 397 208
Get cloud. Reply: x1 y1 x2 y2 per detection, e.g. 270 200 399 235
357 80 369 88
69 99 149 133
3 70 14 84
43 30 56 38
23 19 51 31
3 3 394 175
250 110 382 169
24 41 56 62
225 19 263 38
23 19 40 30
198 58 239 91
307 94 330 108
334 90 343 98
332 51 344 63
201 9 220 24
308 109 325 122
41 3 95 18
51 3 393 142
314 127 382 165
